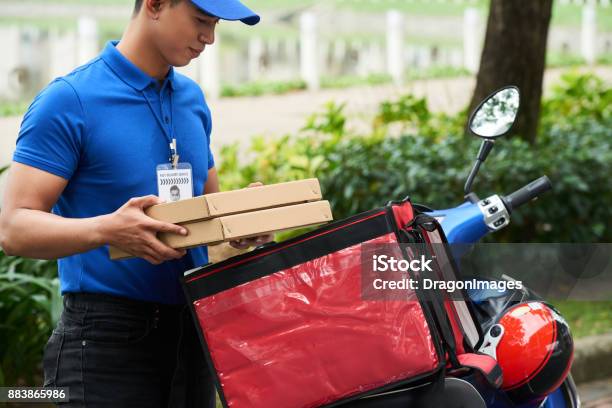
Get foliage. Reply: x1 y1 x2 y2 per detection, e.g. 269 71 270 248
218 67 472 99
540 71 611 125
406 66 471 81
0 254 59 387
555 300 612 339
221 79 307 97
219 73 611 243
546 52 586 68
0 100 30 118
321 73 392 89
598 54 612 65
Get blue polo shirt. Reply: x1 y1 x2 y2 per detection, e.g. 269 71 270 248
13 41 215 304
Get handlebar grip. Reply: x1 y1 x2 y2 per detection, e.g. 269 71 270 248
503 176 552 212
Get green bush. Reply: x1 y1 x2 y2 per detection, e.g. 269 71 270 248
0 100 30 118
219 72 611 242
221 79 307 97
0 254 59 387
555 300 612 339
541 71 611 125
405 66 471 81
321 73 393 89
546 52 586 68
219 68 472 99
597 54 612 65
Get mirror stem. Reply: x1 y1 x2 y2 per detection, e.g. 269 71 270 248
464 140 495 198
464 159 482 196
477 139 495 161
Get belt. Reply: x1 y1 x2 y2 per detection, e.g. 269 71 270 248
64 292 185 318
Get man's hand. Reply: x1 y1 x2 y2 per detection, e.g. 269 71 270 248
98 195 188 265
228 182 274 250
229 235 274 250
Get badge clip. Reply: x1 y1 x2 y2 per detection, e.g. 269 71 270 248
169 138 179 169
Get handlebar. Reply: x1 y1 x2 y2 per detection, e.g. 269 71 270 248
502 176 552 213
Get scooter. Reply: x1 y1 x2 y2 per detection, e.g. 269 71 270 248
426 87 579 407
356 86 579 407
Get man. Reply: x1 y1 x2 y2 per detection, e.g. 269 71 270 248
170 185 181 202
0 0 266 406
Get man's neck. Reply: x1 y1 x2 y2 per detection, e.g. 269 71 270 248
116 20 170 81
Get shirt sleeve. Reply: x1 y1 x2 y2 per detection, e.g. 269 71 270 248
13 78 86 180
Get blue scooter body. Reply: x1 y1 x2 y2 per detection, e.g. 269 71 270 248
426 202 488 245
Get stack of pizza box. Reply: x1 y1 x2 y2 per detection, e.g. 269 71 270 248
109 178 332 260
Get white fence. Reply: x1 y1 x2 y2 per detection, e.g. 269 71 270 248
0 3 610 100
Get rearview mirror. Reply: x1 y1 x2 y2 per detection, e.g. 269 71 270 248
469 86 520 139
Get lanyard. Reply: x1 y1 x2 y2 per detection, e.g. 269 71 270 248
142 85 179 168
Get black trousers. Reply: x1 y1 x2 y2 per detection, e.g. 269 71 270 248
42 293 216 408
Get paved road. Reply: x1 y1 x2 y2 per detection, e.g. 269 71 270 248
1 67 611 202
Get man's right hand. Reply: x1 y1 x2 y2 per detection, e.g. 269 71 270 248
98 195 188 265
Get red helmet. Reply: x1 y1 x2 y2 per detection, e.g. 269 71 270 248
479 302 573 404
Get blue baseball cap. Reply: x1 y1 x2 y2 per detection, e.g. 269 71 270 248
191 0 260 25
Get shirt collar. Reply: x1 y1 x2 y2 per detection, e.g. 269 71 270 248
101 41 175 92
165 66 176 91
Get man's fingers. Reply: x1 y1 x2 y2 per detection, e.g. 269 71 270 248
147 239 186 261
247 181 263 188
132 245 161 264
141 245 186 264
143 254 162 265
255 234 274 245
141 222 188 261
229 235 274 250
129 195 163 209
114 244 162 265
229 239 250 250
247 235 274 246
149 220 188 236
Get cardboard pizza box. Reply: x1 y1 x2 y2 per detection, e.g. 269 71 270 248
109 200 333 260
146 178 322 224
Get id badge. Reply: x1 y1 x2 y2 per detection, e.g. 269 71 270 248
156 163 194 202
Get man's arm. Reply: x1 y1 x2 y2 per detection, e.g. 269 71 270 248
0 163 188 264
204 167 220 194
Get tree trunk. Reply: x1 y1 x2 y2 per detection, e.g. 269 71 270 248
468 0 553 144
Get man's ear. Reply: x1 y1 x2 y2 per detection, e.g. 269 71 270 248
143 0 165 19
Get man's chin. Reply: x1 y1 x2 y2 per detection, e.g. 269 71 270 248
171 58 193 68
166 53 195 68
